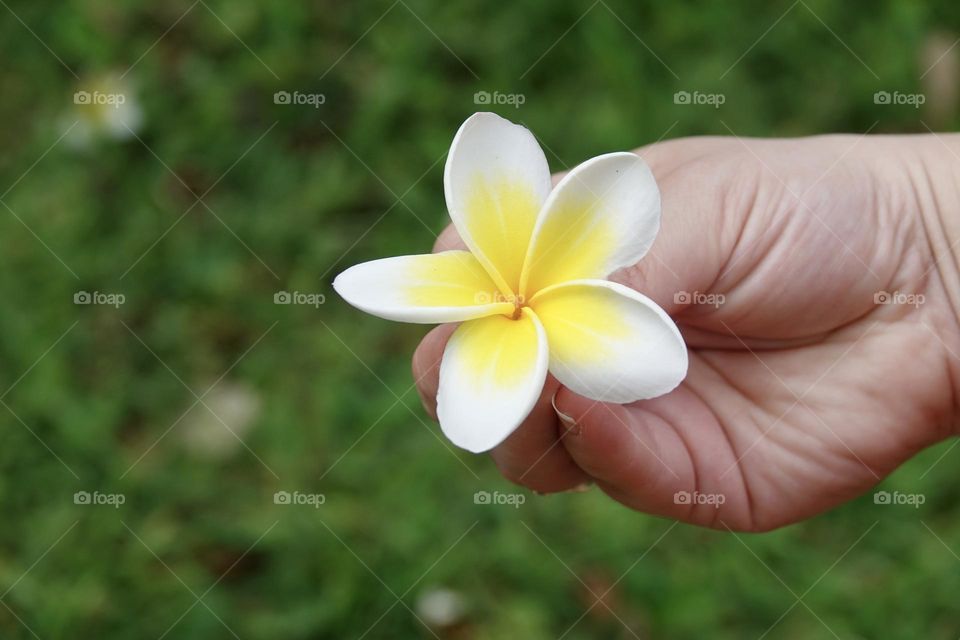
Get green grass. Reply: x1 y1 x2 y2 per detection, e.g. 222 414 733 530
1 0 959 637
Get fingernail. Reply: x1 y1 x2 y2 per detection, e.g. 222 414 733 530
568 482 593 493
552 392 580 435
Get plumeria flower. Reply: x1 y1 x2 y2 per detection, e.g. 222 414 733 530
334 113 687 452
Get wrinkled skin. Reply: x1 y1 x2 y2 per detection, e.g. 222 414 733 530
412 135 960 532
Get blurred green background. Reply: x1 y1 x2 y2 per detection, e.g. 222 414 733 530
1 0 959 638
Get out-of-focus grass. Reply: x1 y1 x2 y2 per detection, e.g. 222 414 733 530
0 0 958 637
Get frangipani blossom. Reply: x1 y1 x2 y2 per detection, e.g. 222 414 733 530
334 113 687 452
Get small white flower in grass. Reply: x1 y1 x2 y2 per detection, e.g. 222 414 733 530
335 113 688 452
181 381 262 459
64 73 143 149
414 587 466 629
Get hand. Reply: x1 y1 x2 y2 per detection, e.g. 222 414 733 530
413 133 960 531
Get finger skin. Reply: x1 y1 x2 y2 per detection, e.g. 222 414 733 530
554 384 752 529
412 323 456 420
433 224 466 252
488 377 591 493
555 387 690 517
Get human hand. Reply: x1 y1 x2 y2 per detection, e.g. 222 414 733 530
413 133 960 531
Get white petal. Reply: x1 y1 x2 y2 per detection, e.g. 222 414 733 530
333 251 514 324
437 309 548 452
520 153 660 295
444 113 552 295
530 280 687 402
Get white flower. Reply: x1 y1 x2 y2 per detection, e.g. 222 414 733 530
180 381 262 458
64 73 143 149
414 587 466 628
335 113 687 452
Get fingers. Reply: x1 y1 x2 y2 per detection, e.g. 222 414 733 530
554 387 689 516
411 323 456 420
412 325 590 493
554 376 752 529
488 377 591 493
